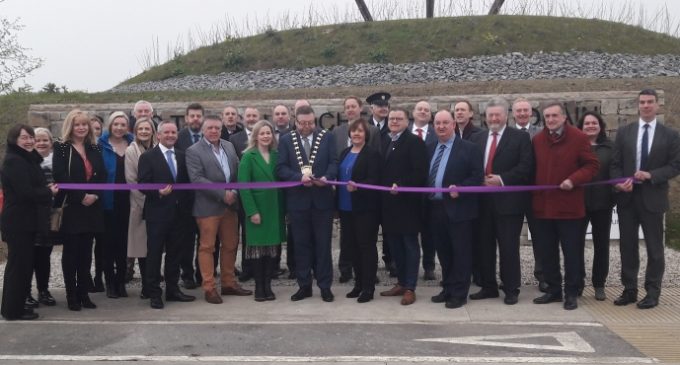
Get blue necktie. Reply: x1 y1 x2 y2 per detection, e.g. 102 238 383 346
641 124 649 171
192 133 200 144
165 150 177 181
428 145 446 198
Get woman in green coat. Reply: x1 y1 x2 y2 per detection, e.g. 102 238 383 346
238 120 285 302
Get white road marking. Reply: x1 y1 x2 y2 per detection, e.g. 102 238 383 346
0 355 656 363
416 331 596 353
10 319 603 326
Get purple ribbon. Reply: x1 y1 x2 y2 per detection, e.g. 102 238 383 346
57 177 633 193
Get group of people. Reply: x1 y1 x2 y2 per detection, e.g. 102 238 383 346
1 88 678 321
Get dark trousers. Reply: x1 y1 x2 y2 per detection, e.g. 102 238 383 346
339 210 379 293
338 218 353 277
62 233 95 299
180 219 198 282
478 202 523 294
580 208 612 288
386 233 420 291
32 245 53 292
420 229 436 271
104 210 128 289
470 218 482 285
1 232 35 319
289 208 333 289
534 218 583 297
430 202 472 300
145 215 189 299
618 189 665 298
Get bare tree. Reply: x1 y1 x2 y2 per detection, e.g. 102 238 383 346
0 0 43 93
426 0 435 18
488 0 506 15
355 0 373 22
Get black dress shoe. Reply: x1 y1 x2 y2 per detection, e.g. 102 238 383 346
320 288 334 302
271 268 286 279
504 293 519 305
538 281 549 293
290 286 313 301
92 277 105 293
25 295 39 308
166 291 196 302
182 279 198 289
636 296 659 309
431 291 448 303
67 297 81 311
346 287 362 298
117 284 128 298
80 296 97 309
38 290 57 306
469 288 500 300
423 269 436 281
19 310 40 320
150 297 164 309
357 291 374 303
338 274 353 284
445 297 467 309
533 293 562 304
614 290 638 306
564 296 578 310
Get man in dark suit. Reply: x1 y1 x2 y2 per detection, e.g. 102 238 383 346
469 97 534 305
220 105 243 141
228 106 260 282
185 116 252 304
173 103 205 290
454 100 483 140
273 104 293 141
229 107 260 159
137 121 196 309
512 97 547 293
276 105 337 302
611 88 680 309
366 91 395 277
426 110 484 309
409 100 437 281
378 107 428 306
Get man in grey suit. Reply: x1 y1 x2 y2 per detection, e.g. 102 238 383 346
512 97 546 293
611 88 680 309
229 107 260 159
186 116 253 304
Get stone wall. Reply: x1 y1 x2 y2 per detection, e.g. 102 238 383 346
28 91 664 141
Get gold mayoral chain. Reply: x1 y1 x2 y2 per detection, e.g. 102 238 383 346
291 129 327 177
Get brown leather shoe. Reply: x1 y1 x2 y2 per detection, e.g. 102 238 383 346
204 289 223 304
380 285 405 297
400 290 416 305
221 285 253 296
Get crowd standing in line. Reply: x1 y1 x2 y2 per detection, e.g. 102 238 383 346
2 88 680 320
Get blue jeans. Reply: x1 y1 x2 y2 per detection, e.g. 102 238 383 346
386 233 420 290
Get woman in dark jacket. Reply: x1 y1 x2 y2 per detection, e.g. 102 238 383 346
337 119 382 303
53 109 107 311
1 124 58 320
578 112 615 301
98 112 134 299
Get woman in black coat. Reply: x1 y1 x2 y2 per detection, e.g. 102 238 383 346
1 124 58 320
337 119 382 303
53 109 107 311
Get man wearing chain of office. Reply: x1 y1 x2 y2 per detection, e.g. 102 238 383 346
276 105 338 302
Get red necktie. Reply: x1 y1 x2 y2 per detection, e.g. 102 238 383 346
416 128 423 140
485 132 498 175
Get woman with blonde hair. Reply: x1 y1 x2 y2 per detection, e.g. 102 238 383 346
98 112 134 299
238 120 285 301
124 117 157 299
53 109 107 311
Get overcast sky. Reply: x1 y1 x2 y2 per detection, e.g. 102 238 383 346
3 0 679 92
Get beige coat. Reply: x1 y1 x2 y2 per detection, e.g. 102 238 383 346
125 142 148 258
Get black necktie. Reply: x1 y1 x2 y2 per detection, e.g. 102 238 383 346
641 124 650 170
